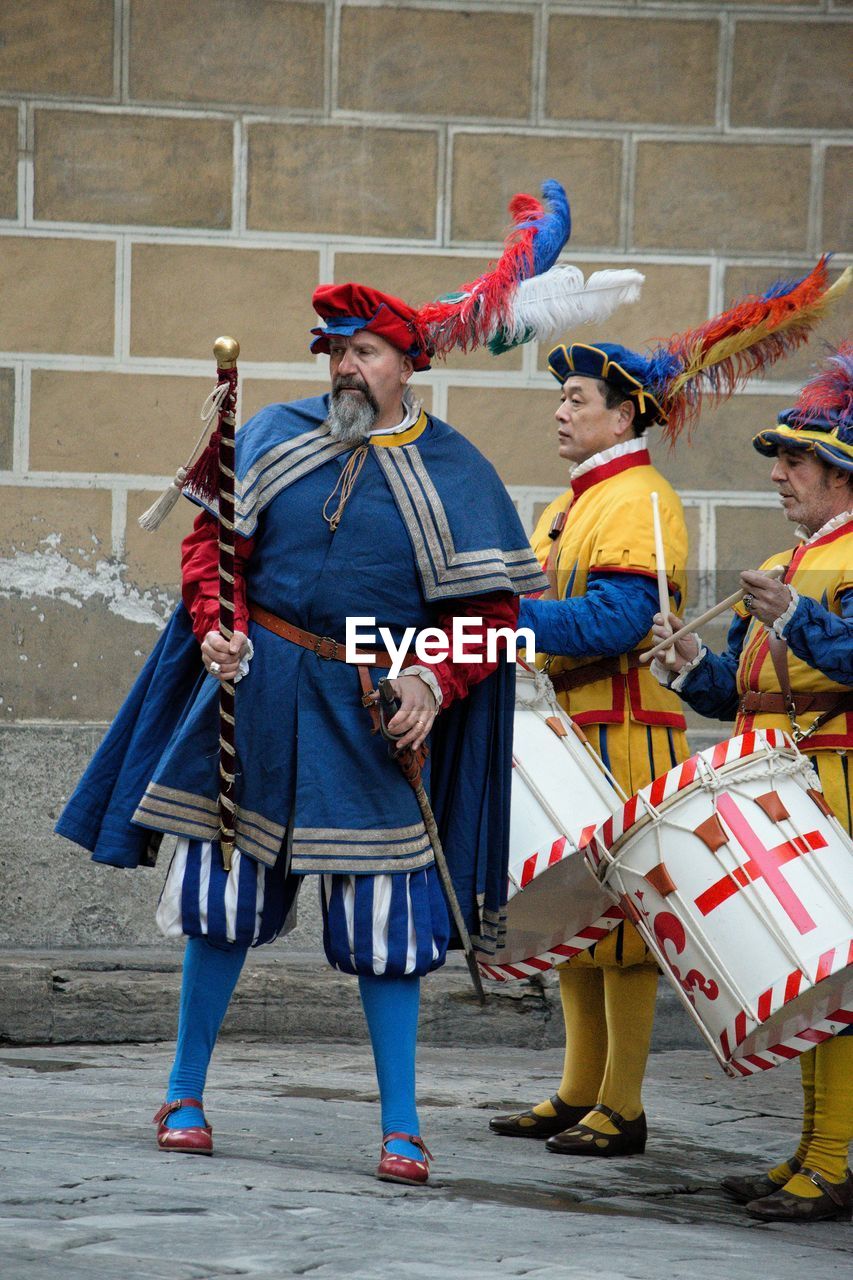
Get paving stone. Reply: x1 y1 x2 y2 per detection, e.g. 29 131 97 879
0 1041 848 1279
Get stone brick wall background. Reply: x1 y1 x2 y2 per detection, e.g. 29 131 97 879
0 1 850 945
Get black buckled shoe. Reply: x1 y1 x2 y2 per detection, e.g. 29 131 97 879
488 1095 593 1139
721 1158 801 1205
546 1104 647 1156
746 1169 853 1223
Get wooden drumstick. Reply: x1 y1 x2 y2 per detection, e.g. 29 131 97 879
640 565 786 665
650 492 676 667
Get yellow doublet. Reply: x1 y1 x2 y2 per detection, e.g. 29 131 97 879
531 455 689 732
532 453 690 967
731 518 853 1198
734 520 853 752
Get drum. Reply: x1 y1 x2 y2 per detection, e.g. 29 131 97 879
479 663 623 982
584 728 853 1076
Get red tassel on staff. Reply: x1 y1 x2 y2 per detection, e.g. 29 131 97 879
210 336 240 873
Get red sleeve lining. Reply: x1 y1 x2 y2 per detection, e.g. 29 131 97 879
428 592 520 712
181 510 255 645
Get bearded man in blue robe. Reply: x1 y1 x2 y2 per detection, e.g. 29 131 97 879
56 283 544 1185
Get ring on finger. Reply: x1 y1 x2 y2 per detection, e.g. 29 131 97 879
210 661 221 674
743 593 755 612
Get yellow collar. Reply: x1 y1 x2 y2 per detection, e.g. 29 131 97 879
370 409 428 448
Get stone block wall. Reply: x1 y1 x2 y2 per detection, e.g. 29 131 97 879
0 1 850 945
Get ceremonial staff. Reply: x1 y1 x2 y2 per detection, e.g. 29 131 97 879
136 337 242 871
211 336 240 873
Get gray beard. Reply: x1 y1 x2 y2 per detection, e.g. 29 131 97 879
325 390 379 444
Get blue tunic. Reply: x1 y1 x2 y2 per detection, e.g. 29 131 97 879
56 397 546 955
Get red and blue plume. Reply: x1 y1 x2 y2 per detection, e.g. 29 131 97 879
415 180 643 358
792 340 853 443
647 257 852 443
415 180 571 357
520 178 571 275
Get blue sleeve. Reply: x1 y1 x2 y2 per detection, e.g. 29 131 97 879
783 588 853 685
518 572 660 658
677 613 749 722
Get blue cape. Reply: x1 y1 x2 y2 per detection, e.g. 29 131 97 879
56 398 544 953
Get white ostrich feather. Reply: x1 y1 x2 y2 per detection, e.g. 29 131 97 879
499 266 645 344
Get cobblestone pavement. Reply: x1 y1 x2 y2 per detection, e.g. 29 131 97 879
0 1041 850 1279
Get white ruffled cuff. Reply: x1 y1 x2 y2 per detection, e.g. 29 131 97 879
670 643 707 691
650 638 706 690
233 636 254 684
768 586 799 639
400 665 443 709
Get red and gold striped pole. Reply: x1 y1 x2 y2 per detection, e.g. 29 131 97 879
213 335 240 872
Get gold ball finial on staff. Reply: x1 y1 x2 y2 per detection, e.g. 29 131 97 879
213 335 240 369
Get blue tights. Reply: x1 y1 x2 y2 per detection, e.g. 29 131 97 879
165 940 424 1161
164 936 248 1129
359 973 423 1161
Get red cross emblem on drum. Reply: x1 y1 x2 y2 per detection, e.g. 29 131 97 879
693 793 828 935
581 730 853 1079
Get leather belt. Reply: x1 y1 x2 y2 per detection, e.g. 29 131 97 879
732 691 845 721
549 652 645 695
248 602 416 669
739 690 853 715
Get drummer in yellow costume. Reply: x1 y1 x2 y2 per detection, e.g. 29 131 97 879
651 343 853 1223
489 261 850 1158
490 342 690 1156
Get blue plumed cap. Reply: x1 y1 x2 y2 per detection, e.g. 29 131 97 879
752 342 853 474
547 342 668 427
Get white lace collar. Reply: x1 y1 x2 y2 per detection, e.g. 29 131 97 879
796 508 853 546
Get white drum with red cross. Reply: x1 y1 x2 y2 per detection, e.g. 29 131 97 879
584 729 853 1077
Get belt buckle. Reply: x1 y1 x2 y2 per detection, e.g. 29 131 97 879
313 635 339 661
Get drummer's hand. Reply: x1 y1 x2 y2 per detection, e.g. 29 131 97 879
201 629 248 682
385 675 437 753
739 569 793 627
651 611 699 671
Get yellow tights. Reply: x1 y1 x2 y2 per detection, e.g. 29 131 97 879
778 1037 853 1198
532 962 659 1135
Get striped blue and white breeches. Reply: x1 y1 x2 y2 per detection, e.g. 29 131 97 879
156 838 450 978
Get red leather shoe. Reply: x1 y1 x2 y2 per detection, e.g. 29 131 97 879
153 1098 213 1155
376 1132 432 1185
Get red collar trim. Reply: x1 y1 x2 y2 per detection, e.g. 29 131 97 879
789 514 853 577
805 514 853 550
571 449 651 498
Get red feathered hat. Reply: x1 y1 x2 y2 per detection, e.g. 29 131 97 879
310 283 432 371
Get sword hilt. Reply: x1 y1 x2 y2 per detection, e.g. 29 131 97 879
377 677 402 747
